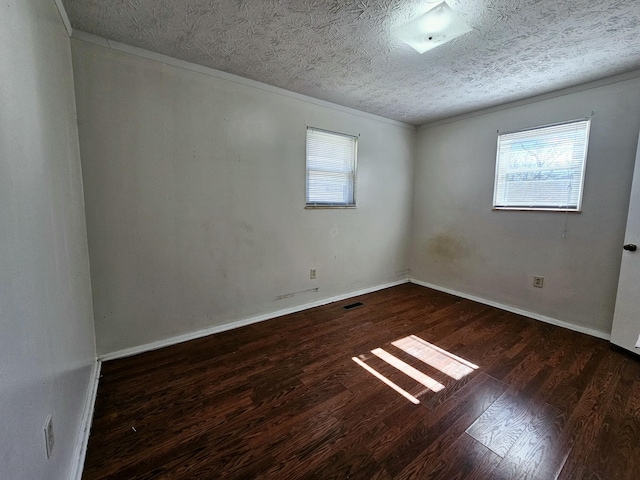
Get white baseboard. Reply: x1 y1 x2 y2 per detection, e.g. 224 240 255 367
409 278 611 341
99 278 410 362
69 360 101 480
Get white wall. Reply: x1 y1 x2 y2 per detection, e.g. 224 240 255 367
0 1 96 479
411 78 640 335
71 39 415 356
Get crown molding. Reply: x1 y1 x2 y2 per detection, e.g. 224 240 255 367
53 0 73 37
418 68 640 130
71 30 416 131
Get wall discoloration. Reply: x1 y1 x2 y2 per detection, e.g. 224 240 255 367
425 231 470 264
423 231 481 280
411 77 640 334
275 287 319 301
73 40 414 355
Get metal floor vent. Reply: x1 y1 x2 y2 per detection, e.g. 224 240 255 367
343 301 364 310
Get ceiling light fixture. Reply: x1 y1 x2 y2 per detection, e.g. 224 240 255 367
396 1 472 54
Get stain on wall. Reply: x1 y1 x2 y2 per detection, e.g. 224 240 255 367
424 231 480 279
425 231 470 262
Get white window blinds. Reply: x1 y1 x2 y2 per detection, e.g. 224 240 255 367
493 119 591 211
306 128 357 206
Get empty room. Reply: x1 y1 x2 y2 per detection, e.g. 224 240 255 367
4 0 640 479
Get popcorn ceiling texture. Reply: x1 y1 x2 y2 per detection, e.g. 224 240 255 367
62 0 640 125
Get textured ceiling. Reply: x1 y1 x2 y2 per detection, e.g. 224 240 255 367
62 0 640 125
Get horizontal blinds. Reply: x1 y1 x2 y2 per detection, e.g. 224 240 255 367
306 128 357 205
494 119 590 210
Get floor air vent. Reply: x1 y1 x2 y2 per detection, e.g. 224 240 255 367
343 302 364 310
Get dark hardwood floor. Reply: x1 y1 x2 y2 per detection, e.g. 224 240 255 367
82 284 640 479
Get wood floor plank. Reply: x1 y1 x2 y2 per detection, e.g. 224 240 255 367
465 361 552 458
580 354 639 480
621 379 640 480
556 348 629 480
381 373 507 477
81 284 640 479
489 401 569 480
415 433 502 480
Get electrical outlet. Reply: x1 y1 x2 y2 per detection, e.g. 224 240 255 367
310 268 317 280
44 415 54 458
533 276 544 288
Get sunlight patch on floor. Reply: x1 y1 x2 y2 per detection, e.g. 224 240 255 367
353 335 479 404
371 348 445 392
392 335 478 380
352 357 420 404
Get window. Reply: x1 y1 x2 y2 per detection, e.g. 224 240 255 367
306 127 357 207
493 119 591 211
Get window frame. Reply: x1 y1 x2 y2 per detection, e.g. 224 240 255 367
492 118 591 212
305 127 358 209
